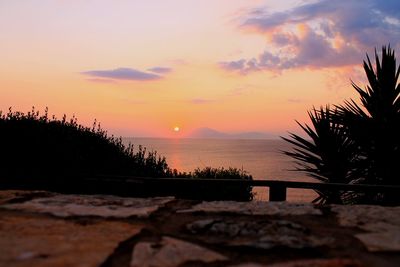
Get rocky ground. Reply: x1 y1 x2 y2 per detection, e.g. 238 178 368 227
0 190 399 267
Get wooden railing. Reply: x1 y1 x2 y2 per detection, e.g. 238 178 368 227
87 175 400 201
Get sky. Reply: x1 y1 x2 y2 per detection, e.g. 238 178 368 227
1 0 399 138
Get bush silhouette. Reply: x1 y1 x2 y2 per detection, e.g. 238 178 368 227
158 167 254 201
283 45 400 205
0 107 253 200
0 107 171 181
187 167 253 201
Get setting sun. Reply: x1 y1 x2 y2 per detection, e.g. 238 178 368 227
174 126 180 132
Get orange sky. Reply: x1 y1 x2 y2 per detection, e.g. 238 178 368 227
0 0 398 137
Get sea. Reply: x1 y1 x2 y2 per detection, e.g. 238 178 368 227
122 138 317 202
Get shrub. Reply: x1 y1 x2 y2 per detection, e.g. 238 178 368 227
0 107 171 182
189 167 254 201
283 45 400 205
0 107 253 201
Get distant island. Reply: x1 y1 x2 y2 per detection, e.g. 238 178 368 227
186 127 279 140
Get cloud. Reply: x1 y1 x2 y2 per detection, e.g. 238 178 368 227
86 78 118 84
147 66 172 74
219 59 246 72
221 0 400 73
82 67 162 81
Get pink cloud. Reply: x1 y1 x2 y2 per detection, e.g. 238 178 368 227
220 0 400 73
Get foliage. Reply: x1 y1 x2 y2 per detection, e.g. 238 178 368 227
0 107 171 180
165 167 253 201
282 107 359 204
0 108 253 200
190 167 254 201
283 45 400 205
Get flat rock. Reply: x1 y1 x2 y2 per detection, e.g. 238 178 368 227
0 213 143 267
332 205 400 232
332 205 400 251
231 258 363 267
0 190 24 204
130 236 227 267
187 218 307 237
186 218 332 249
0 190 55 205
355 232 400 252
179 201 322 216
1 194 174 218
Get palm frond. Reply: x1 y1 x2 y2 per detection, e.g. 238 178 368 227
282 106 359 204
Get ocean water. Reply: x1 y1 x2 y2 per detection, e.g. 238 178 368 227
122 138 317 202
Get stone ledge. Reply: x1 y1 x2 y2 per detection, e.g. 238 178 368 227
2 193 174 218
0 190 399 267
178 200 322 216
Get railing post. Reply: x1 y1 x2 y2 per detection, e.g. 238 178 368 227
269 185 287 201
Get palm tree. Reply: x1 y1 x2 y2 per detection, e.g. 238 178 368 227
282 107 359 204
283 45 400 205
337 46 400 204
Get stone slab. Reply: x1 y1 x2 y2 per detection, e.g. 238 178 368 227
0 190 54 205
332 205 400 252
186 218 333 249
355 232 400 252
1 194 174 218
0 213 143 267
332 205 400 232
130 236 228 267
231 258 363 267
179 201 322 216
